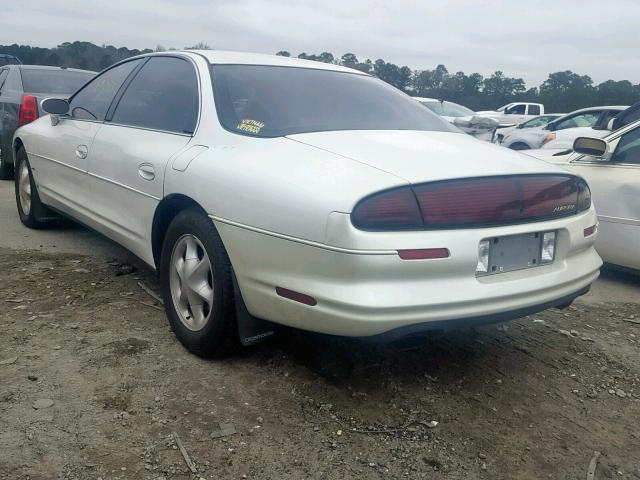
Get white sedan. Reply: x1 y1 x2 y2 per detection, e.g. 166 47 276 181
12 51 601 356
500 106 626 150
527 122 640 271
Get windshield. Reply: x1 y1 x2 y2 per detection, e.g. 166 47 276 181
211 65 456 137
520 115 559 128
20 68 95 95
421 100 474 117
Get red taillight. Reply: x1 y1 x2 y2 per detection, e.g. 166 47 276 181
352 175 592 231
584 225 597 237
351 187 423 230
18 94 39 126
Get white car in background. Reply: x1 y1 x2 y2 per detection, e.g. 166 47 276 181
494 114 562 145
500 106 626 150
527 122 640 271
475 102 546 126
415 97 498 141
13 51 601 356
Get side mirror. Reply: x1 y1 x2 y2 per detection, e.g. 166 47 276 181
41 98 70 126
573 137 608 158
607 118 617 131
42 98 70 115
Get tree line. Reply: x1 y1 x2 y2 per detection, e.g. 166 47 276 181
2 41 638 113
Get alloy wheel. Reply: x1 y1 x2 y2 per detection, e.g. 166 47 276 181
18 160 32 215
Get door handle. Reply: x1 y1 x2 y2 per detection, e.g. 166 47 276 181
138 164 155 181
75 145 88 159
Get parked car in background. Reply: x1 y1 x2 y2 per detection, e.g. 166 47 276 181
415 97 498 141
494 114 562 144
0 54 21 66
499 106 626 150
527 121 640 271
0 65 94 178
13 51 601 356
475 102 545 126
540 106 627 150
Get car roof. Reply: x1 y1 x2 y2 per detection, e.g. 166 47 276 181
178 50 367 75
564 105 628 114
16 65 95 74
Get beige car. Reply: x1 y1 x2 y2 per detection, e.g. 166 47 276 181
527 121 640 271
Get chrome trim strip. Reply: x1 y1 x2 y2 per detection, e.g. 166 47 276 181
209 215 397 255
87 172 161 201
28 151 85 173
598 214 640 226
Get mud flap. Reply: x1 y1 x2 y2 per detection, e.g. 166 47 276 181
232 273 278 346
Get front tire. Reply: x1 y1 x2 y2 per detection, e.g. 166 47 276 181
160 209 239 357
14 147 56 228
509 142 530 151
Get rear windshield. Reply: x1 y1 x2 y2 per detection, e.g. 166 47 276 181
20 69 95 95
211 65 457 137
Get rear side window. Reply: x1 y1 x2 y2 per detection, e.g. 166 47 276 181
0 69 8 92
20 69 94 95
110 57 199 134
70 59 142 121
527 105 540 115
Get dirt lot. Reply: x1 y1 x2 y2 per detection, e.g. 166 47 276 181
0 174 639 480
0 247 639 480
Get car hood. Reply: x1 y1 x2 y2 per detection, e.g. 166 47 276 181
286 130 564 183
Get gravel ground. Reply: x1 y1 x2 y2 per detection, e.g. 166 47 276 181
0 246 639 480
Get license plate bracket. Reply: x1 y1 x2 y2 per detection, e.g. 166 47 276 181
488 232 544 274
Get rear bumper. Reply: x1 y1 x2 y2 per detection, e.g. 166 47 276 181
214 208 602 337
369 284 591 342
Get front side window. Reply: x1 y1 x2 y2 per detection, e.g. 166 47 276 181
20 69 94 95
110 57 199 134
212 65 456 138
610 127 640 165
505 104 526 115
70 59 142 121
555 112 601 130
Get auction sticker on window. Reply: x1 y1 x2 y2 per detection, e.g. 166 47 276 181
237 119 265 134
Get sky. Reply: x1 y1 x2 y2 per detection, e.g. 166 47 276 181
1 0 638 87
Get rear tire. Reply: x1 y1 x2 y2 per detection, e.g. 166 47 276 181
0 150 14 180
14 147 56 229
509 142 530 151
160 209 239 357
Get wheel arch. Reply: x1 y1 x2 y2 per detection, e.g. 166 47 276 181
12 136 24 163
151 193 210 270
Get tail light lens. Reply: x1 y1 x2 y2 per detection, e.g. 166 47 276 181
18 94 39 126
351 187 423 230
352 175 592 231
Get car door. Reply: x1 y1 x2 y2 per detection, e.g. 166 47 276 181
28 59 143 212
85 56 199 262
504 103 527 124
567 126 640 269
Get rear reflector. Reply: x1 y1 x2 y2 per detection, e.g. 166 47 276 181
18 94 39 127
276 287 317 306
352 175 592 231
584 225 597 237
398 248 450 260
